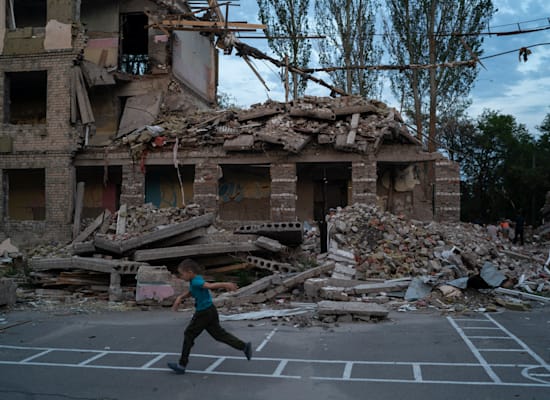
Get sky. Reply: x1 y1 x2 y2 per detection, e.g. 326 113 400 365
217 0 550 136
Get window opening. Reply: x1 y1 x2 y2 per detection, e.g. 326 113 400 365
4 71 47 124
120 13 149 75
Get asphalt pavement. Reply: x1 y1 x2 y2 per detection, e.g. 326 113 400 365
0 304 549 400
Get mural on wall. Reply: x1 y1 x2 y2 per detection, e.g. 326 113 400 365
145 167 194 209
218 181 270 203
217 166 271 220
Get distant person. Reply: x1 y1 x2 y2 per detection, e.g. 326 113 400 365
486 223 498 241
513 210 525 245
167 259 252 374
499 219 510 240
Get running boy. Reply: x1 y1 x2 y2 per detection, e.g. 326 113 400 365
167 258 252 374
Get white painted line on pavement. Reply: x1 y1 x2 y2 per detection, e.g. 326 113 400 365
205 357 225 372
343 361 353 379
413 363 422 381
256 327 278 352
485 313 550 372
447 316 502 383
21 349 52 363
273 360 288 376
79 351 108 366
141 353 167 369
468 336 512 339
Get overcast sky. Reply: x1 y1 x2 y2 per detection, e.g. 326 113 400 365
218 0 550 135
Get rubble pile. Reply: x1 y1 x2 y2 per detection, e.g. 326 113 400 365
4 201 549 321
115 96 420 159
320 203 550 311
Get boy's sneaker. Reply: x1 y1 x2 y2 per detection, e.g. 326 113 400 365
243 342 252 361
167 362 186 374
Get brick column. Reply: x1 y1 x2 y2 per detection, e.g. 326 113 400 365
351 160 377 205
193 161 218 213
46 156 74 223
120 163 145 207
434 159 460 222
270 163 297 221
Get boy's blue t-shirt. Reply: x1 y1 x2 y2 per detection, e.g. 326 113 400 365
189 275 213 311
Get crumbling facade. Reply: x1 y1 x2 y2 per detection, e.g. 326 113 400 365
0 0 460 248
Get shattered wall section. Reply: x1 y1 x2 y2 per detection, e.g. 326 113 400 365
172 31 217 104
2 0 74 55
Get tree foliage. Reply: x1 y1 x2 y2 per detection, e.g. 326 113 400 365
455 110 550 226
383 0 494 150
257 0 312 99
314 0 382 97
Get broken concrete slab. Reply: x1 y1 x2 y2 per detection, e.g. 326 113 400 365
73 209 112 244
133 241 260 262
235 221 303 245
348 280 411 295
95 213 214 255
117 91 163 137
223 134 255 151
246 256 298 274
254 236 287 253
317 300 389 318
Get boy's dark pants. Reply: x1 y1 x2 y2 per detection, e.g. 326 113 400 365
179 305 245 366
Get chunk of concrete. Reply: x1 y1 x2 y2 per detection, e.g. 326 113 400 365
0 278 17 306
317 300 388 318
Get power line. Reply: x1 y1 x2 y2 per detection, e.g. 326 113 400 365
479 42 550 60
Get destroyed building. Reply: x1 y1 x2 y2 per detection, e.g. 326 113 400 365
0 0 460 250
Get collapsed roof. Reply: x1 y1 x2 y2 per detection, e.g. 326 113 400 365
112 95 423 159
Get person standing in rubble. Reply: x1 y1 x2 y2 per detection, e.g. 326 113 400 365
167 259 252 374
499 219 510 240
513 210 525 245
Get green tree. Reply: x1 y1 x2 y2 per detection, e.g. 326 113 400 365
257 0 312 99
315 0 382 97
383 0 494 150
456 110 550 225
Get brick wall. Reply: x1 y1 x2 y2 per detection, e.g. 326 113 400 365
351 160 377 205
0 153 74 246
120 163 145 207
270 163 297 221
0 52 80 153
193 162 218 213
434 159 460 222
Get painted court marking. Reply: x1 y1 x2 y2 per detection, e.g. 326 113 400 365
448 313 550 386
0 314 549 387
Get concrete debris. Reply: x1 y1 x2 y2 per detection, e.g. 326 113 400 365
5 200 549 323
114 96 417 160
220 306 314 321
404 277 433 301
